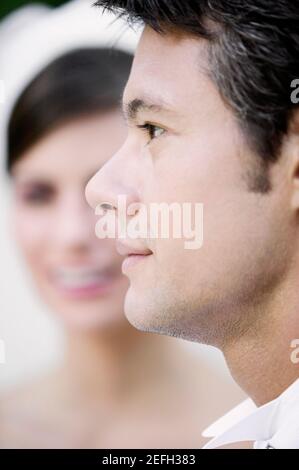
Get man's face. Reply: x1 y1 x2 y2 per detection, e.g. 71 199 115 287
86 27 294 346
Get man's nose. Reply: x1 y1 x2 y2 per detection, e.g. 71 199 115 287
85 148 139 214
86 169 118 213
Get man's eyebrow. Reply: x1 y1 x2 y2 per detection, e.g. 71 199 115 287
122 97 173 122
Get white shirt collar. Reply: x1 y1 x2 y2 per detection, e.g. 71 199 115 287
202 378 299 449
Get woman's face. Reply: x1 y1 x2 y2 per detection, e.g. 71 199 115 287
11 111 129 330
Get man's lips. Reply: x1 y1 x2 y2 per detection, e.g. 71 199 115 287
116 240 153 257
116 241 153 274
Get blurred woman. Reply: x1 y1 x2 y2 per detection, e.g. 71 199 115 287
0 41 245 451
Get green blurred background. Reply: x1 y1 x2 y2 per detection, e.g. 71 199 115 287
0 1 69 20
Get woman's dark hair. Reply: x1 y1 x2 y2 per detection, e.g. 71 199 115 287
7 47 133 172
95 0 299 191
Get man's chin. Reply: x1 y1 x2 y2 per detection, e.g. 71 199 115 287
124 293 150 332
124 289 159 333
123 289 177 337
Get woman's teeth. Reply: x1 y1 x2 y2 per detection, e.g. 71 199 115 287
55 267 110 289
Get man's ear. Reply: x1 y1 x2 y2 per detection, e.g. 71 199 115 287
288 110 299 210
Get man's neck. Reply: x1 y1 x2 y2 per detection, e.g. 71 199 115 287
223 277 299 406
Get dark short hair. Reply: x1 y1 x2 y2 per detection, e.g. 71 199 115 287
95 0 299 191
7 47 133 172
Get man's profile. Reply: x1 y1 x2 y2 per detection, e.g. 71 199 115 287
86 0 299 448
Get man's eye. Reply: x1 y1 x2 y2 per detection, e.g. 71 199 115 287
137 123 165 142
